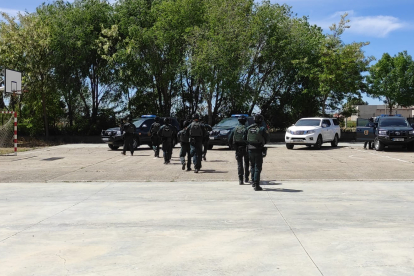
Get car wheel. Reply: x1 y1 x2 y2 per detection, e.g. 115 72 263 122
331 134 339 147
286 144 294 150
108 144 119 150
374 138 384 151
133 137 139 149
208 144 213 150
314 136 322 150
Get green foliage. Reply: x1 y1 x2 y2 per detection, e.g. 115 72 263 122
0 1 380 134
366 51 414 114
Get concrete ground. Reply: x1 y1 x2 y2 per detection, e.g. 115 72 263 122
1 143 414 275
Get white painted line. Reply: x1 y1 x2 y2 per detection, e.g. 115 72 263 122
354 149 412 164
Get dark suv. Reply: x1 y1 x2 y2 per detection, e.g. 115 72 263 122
101 115 181 150
356 115 414 151
208 114 255 149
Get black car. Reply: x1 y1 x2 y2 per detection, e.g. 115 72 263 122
101 115 181 150
356 115 414 151
208 114 255 149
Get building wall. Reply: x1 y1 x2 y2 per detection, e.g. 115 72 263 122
349 105 414 120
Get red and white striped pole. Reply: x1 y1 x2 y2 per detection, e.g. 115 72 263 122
14 111 17 155
0 111 17 155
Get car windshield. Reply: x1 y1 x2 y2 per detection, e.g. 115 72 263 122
132 119 146 127
379 118 409 127
215 118 239 128
295 119 321 127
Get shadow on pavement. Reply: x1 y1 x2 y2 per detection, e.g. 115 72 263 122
264 188 303 193
293 146 346 151
261 180 282 186
201 170 228 173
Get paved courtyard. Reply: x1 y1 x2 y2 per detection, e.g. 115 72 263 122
1 143 414 275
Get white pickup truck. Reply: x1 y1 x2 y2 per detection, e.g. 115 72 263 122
285 117 341 149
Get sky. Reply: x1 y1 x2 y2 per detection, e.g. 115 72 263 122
1 0 413 106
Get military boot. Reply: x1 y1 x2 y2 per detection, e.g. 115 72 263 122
239 176 243 185
254 182 263 191
245 176 249 183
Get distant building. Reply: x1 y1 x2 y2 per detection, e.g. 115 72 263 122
349 105 414 121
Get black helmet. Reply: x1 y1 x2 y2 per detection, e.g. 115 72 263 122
254 114 263 124
192 114 199 120
238 116 247 125
155 116 160 123
164 117 171 124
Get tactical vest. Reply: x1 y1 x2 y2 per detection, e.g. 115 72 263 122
161 125 173 137
233 125 246 144
247 125 264 144
125 123 135 134
151 122 161 134
189 122 203 137
178 129 189 143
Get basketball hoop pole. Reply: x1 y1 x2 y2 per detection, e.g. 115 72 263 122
0 110 17 155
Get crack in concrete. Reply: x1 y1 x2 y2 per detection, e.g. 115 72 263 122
56 253 69 275
266 191 324 276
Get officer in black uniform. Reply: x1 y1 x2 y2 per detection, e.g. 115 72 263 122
246 114 269 191
229 116 249 185
201 120 212 161
188 114 205 173
158 117 174 164
121 116 136 156
178 121 192 171
149 116 161 157
364 117 375 150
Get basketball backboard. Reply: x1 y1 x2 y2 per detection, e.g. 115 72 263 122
5 69 22 94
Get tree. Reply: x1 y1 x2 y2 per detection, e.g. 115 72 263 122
0 11 59 136
297 13 373 115
366 51 414 115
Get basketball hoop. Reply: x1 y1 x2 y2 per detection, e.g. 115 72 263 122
4 69 22 95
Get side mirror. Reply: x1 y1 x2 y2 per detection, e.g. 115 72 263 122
141 124 147 128
322 124 328 128
291 124 295 126
411 123 414 128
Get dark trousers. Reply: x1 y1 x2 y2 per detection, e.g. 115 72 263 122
162 138 172 162
235 145 249 180
202 138 209 158
190 137 203 170
180 142 191 169
123 134 134 154
364 141 372 149
249 149 263 185
151 135 160 156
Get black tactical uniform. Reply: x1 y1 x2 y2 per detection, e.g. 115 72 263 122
158 117 174 164
178 121 192 171
229 116 249 185
246 114 269 191
202 121 212 161
364 118 375 150
121 117 136 156
149 116 162 157
188 114 205 173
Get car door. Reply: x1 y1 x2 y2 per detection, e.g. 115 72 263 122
356 118 376 142
321 119 332 141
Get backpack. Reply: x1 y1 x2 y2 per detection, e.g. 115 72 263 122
161 125 173 138
151 122 161 134
189 122 203 137
125 123 135 134
247 125 264 144
178 129 189 143
233 125 246 144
